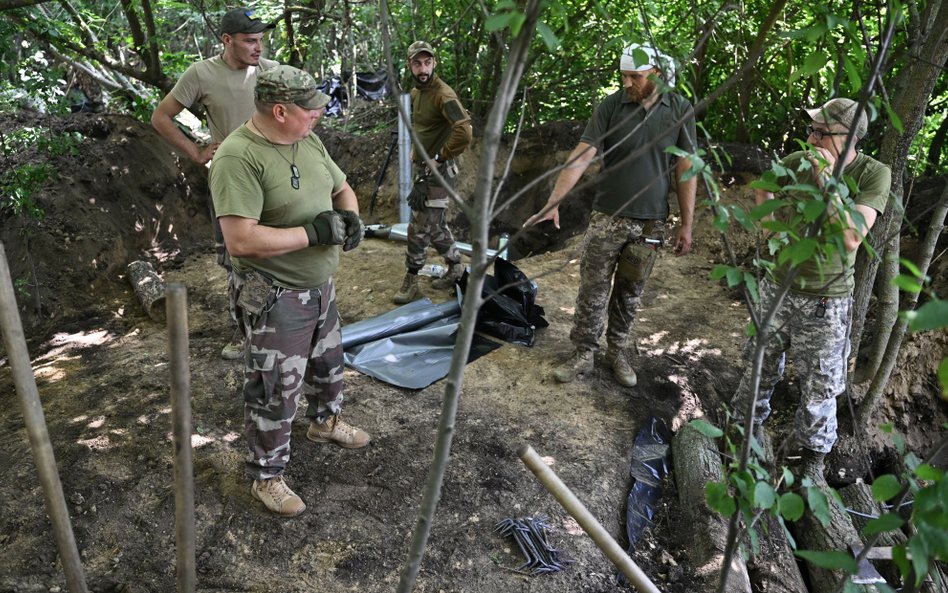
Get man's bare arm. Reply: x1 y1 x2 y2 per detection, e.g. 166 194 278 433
523 141 597 229
151 94 219 165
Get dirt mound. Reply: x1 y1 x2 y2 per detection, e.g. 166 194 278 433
0 111 945 593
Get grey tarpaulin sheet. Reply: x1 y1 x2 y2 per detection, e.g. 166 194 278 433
341 298 501 390
624 416 671 550
341 298 460 349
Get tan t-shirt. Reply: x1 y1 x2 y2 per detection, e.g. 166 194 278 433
170 54 279 142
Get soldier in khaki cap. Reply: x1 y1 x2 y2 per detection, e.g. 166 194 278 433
731 96 890 481
209 65 369 518
393 40 474 304
152 6 279 360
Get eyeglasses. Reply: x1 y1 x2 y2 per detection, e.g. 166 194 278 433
290 164 300 190
806 126 849 140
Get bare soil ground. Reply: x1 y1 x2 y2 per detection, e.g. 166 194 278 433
0 112 945 593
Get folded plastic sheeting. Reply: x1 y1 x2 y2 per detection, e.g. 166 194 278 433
459 258 548 346
341 298 500 390
340 299 460 350
625 416 671 551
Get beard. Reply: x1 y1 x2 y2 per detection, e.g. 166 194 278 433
413 72 431 85
625 78 657 102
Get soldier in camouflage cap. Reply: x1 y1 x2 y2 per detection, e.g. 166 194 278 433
255 65 331 109
209 64 369 518
392 40 473 304
524 41 697 389
731 96 890 481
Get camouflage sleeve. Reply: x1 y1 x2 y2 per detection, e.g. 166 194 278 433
439 97 472 160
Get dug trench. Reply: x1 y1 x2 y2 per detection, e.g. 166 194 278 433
0 111 945 593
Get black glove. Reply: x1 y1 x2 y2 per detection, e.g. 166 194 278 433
334 209 364 251
303 210 346 246
407 186 427 211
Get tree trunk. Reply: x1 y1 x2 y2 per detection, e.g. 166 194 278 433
793 481 878 593
849 0 948 371
672 424 752 593
125 260 165 323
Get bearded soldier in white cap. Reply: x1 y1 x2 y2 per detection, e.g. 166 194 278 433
525 42 697 388
731 97 890 480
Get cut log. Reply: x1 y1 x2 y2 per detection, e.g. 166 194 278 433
793 477 880 593
672 424 752 593
126 260 166 323
746 429 809 593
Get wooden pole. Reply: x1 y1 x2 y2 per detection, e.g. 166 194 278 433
0 242 89 593
517 444 663 593
166 284 196 592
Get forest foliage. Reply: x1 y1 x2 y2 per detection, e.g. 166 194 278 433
0 0 945 175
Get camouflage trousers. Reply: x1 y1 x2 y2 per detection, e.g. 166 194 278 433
405 162 461 272
571 212 665 353
233 274 345 480
405 206 461 272
731 279 852 454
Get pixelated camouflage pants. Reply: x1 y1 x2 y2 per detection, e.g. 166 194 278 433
731 279 852 454
234 275 345 480
405 163 461 272
571 212 665 353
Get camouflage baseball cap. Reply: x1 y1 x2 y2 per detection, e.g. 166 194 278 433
221 7 275 35
407 40 436 61
255 65 331 109
805 98 869 139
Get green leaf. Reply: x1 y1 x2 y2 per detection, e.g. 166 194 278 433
787 238 819 266
801 50 829 76
871 474 902 502
536 21 559 50
795 550 858 572
782 466 795 489
726 267 743 287
706 481 736 516
750 179 783 193
908 537 930 586
904 299 948 332
893 274 923 293
710 264 731 281
485 12 514 32
751 199 785 219
914 464 944 481
884 101 904 134
842 56 863 91
753 482 777 509
863 512 904 535
689 419 723 438
899 258 923 278
802 199 826 222
778 492 804 520
807 485 832 527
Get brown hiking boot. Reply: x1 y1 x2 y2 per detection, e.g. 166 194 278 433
307 416 370 449
606 348 637 387
251 476 306 517
431 263 464 290
393 272 420 304
553 349 594 383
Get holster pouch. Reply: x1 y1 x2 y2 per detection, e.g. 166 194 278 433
236 269 273 317
617 242 657 284
407 185 427 210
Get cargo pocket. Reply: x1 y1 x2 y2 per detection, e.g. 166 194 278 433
616 242 657 284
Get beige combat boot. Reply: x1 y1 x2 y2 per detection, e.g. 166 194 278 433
307 415 371 449
393 272 420 304
553 349 594 383
605 347 637 387
251 476 306 517
431 263 464 290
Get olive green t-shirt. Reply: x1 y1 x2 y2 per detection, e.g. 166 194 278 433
171 55 279 142
771 151 891 296
580 89 697 219
209 126 347 289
